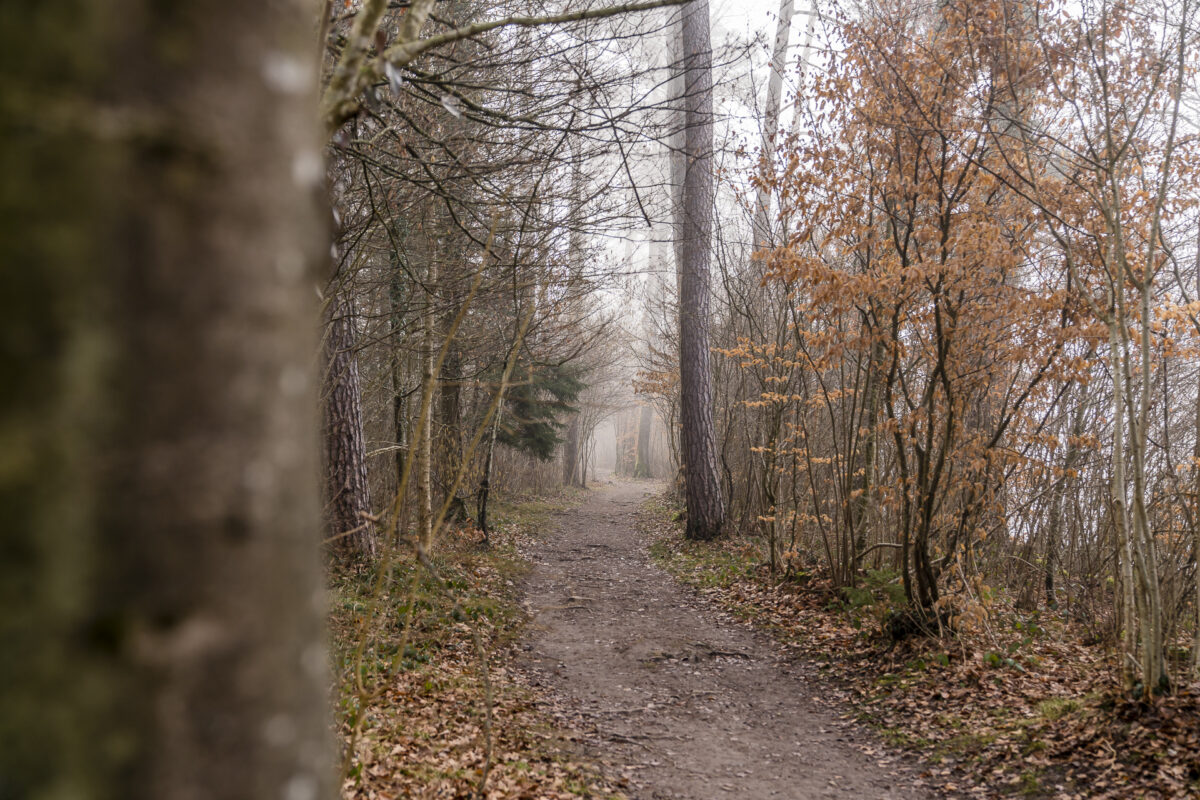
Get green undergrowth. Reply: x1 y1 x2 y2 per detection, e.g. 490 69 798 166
640 492 1200 798
328 487 588 684
490 485 589 533
647 534 751 592
328 485 626 800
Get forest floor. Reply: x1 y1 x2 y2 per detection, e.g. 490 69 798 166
516 479 928 799
330 478 1200 799
330 487 633 800
639 491 1200 800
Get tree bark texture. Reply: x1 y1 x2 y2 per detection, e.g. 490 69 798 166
669 16 687 280
560 132 586 488
418 233 438 548
323 292 376 559
438 348 462 498
0 2 332 799
678 0 725 539
634 403 655 478
390 249 410 489
563 416 581 486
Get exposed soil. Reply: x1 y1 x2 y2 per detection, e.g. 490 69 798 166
516 480 932 799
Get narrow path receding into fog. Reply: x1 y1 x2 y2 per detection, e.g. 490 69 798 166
517 480 930 800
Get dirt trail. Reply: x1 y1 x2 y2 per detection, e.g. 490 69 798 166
517 480 930 800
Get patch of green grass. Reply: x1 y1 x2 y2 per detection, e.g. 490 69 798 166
1036 697 1081 721
936 731 998 759
563 777 593 794
1022 738 1047 756
491 486 587 530
329 491 573 704
1018 769 1042 796
648 536 752 590
875 672 906 689
877 726 931 749
854 709 879 725
935 712 966 729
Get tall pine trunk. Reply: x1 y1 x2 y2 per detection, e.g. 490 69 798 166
323 291 376 559
678 0 725 539
0 2 332 797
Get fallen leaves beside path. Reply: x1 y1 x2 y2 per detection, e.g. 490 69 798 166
640 493 1200 800
329 489 627 800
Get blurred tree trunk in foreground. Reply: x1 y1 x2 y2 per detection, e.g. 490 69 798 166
0 2 332 798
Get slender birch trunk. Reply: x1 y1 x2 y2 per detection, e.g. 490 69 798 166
417 234 437 549
751 0 794 249
1193 229 1200 675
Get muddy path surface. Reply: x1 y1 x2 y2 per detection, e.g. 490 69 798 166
516 480 930 800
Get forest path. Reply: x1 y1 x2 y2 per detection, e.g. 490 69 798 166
516 480 929 800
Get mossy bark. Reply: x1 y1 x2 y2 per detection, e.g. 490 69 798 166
0 2 332 798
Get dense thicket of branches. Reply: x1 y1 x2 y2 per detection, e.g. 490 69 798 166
317 0 689 560
678 0 1200 697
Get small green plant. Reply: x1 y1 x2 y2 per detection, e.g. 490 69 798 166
842 584 874 609
1019 770 1042 796
983 651 1025 672
835 568 907 630
865 568 908 607
1013 615 1045 638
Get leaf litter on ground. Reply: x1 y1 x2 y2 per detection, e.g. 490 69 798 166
329 487 628 800
639 492 1200 800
